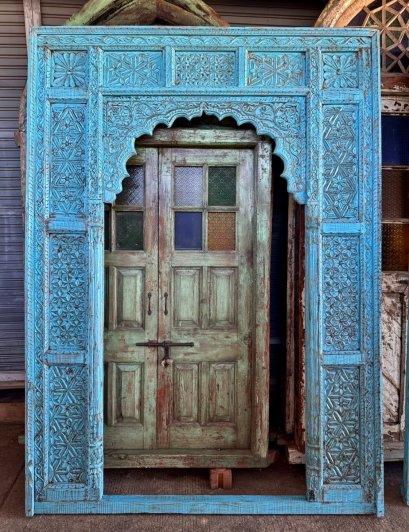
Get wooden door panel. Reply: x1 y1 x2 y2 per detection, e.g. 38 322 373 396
104 148 159 452
158 147 254 450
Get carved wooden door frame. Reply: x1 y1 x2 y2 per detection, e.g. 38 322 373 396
25 27 382 515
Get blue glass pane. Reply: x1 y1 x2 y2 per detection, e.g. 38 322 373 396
175 212 202 250
382 115 409 165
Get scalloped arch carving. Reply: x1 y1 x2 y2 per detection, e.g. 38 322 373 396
104 98 306 204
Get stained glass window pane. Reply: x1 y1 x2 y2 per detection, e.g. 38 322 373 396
175 212 202 250
382 168 409 219
382 115 409 165
208 212 236 251
382 223 409 271
208 166 236 206
116 166 144 206
116 211 144 250
174 166 203 206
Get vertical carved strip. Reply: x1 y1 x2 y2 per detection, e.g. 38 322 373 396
25 33 41 516
31 46 47 504
86 47 104 500
362 42 382 511
304 47 323 502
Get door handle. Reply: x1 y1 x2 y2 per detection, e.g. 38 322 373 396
147 292 152 316
135 340 194 367
164 292 168 316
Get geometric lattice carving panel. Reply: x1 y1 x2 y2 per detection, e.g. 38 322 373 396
48 365 87 484
49 234 87 352
50 104 86 215
247 52 305 87
175 52 237 87
324 367 360 484
323 106 359 220
104 52 164 88
322 236 360 352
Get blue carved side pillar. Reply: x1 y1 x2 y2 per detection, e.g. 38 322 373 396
25 43 103 514
305 45 383 514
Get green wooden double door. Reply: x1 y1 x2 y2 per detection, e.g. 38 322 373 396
104 130 272 467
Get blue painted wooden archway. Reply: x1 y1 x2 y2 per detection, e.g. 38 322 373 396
25 26 382 515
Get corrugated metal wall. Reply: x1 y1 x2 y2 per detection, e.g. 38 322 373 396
0 2 26 371
0 0 324 373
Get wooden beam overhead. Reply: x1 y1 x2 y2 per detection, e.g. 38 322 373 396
23 0 42 46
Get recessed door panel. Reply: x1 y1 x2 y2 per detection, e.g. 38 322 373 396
117 267 145 329
106 362 144 425
173 363 200 423
209 362 236 423
209 267 237 329
172 268 201 328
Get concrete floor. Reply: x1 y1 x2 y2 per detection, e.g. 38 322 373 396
1 423 409 531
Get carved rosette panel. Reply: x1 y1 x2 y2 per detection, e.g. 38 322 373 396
324 367 360 484
322 52 358 89
50 104 86 215
26 28 381 514
322 236 361 352
51 51 88 88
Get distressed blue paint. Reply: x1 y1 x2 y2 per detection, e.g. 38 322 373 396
34 495 376 515
25 27 382 516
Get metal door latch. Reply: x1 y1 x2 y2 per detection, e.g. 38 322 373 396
135 340 194 367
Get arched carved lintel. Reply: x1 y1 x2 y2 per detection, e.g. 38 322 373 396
103 98 307 204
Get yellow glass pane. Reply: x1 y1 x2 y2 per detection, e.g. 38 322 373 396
208 212 236 251
382 223 409 271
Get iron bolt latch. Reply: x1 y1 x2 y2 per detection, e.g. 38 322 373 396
135 340 194 367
